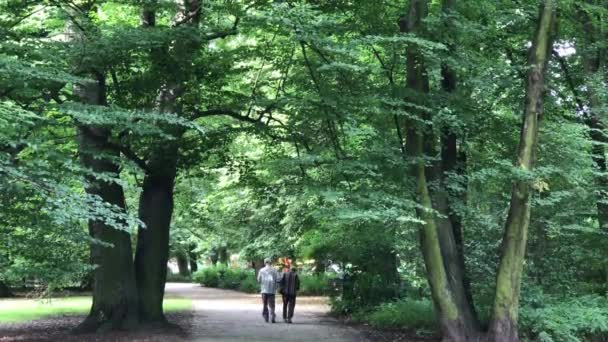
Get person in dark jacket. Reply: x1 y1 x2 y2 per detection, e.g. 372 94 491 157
279 266 300 323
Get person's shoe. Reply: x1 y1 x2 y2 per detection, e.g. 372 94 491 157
283 318 288 323
271 317 276 323
263 314 269 323
287 319 292 324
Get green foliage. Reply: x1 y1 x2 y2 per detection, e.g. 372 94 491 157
192 266 256 292
519 296 608 342
192 267 221 288
3 0 608 340
360 298 437 334
299 274 334 296
238 274 259 294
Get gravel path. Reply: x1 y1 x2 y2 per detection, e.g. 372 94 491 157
165 283 368 342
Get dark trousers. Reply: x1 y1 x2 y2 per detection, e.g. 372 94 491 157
282 294 296 319
262 293 276 320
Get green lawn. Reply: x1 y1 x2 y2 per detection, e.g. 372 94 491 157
0 297 192 323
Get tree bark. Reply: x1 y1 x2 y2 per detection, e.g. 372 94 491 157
75 76 138 333
134 0 201 323
253 259 264 276
437 0 479 330
0 281 11 298
401 1 478 340
176 253 190 277
189 245 199 273
218 246 229 265
211 249 219 266
487 2 556 341
578 2 608 232
134 156 178 323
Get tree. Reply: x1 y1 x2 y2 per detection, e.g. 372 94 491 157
487 2 556 340
74 77 139 332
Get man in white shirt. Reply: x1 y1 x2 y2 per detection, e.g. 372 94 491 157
257 257 279 323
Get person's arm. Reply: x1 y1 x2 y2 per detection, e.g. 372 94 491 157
257 269 262 283
295 274 300 292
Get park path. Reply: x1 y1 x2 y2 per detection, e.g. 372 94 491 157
165 283 369 342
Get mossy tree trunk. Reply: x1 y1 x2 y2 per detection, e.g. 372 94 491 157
401 1 478 340
75 76 139 333
487 1 556 341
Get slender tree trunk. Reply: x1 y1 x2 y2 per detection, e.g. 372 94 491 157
577 0 608 292
487 2 556 341
218 246 229 265
253 259 264 276
75 76 138 332
189 245 199 273
579 2 608 231
401 1 479 340
176 253 190 277
211 249 219 266
438 0 478 326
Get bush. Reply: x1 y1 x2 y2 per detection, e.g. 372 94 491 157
299 274 333 296
519 295 608 342
238 273 259 293
193 266 256 292
192 267 220 287
362 298 436 333
219 268 250 290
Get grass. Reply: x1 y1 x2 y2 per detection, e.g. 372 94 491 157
0 297 192 323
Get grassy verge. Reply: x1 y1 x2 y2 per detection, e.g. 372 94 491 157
0 297 192 323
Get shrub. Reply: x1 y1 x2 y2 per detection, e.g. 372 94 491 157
192 267 220 287
238 273 259 293
519 295 608 342
193 266 256 291
219 268 250 290
363 298 436 333
299 273 334 296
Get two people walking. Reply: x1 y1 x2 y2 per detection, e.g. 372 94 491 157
257 258 300 324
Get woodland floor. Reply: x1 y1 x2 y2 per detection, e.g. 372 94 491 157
0 283 437 341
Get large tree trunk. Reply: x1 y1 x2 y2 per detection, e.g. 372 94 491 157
0 281 12 298
487 2 556 341
134 0 201 323
401 1 478 340
134 157 177 323
75 76 138 332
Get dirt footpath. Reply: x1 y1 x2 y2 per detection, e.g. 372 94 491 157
165 283 368 342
